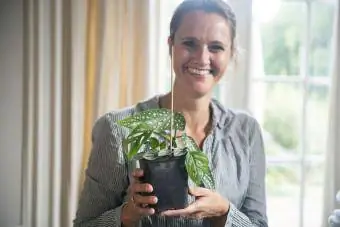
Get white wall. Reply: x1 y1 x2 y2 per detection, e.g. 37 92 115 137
0 0 24 226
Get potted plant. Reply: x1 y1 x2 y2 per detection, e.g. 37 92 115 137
117 108 215 213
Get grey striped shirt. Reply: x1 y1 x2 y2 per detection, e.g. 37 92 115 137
74 95 268 227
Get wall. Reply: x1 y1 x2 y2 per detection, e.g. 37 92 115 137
0 0 24 226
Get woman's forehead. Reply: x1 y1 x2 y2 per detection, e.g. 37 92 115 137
175 10 231 43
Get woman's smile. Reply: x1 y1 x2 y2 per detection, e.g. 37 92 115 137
184 66 213 81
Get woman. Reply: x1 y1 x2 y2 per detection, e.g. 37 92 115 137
74 0 268 226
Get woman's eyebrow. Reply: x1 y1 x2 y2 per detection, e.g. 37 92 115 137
210 40 227 46
180 36 199 41
180 37 227 45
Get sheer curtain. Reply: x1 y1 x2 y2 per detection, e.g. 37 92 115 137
21 0 87 226
222 0 253 110
323 2 340 226
80 0 154 192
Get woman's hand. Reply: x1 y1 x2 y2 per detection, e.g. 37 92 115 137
121 169 158 226
161 187 230 220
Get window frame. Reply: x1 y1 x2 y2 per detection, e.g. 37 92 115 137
248 0 334 226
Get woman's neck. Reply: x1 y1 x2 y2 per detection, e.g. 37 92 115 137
159 92 211 133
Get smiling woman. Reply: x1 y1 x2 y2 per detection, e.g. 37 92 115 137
170 10 233 99
74 0 268 226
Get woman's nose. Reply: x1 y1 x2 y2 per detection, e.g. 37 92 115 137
194 46 211 66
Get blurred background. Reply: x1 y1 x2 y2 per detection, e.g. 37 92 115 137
0 0 339 227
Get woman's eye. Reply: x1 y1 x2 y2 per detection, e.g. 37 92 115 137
183 41 196 48
209 45 224 52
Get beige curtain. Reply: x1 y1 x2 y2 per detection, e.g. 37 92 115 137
81 0 152 187
22 0 87 227
21 0 161 226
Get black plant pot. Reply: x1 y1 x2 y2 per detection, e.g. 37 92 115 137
139 154 188 213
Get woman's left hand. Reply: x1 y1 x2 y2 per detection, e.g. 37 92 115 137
161 187 230 219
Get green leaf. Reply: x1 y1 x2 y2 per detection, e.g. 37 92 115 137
201 170 215 190
174 136 185 149
173 148 187 157
185 151 201 186
126 123 150 142
127 141 141 160
159 141 166 150
122 139 129 154
132 151 146 160
181 134 200 151
185 151 215 189
127 131 152 160
117 109 185 131
148 137 159 150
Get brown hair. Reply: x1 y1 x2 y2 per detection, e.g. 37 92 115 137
169 0 237 55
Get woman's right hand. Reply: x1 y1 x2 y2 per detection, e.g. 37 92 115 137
121 169 158 226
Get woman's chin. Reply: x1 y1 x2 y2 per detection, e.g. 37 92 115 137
174 75 213 97
186 86 212 98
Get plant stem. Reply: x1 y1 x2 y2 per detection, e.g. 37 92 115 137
170 45 175 151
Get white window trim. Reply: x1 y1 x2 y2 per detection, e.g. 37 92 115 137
249 0 334 226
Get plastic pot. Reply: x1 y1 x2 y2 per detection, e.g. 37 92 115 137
139 154 188 213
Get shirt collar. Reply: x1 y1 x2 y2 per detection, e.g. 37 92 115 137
210 98 228 129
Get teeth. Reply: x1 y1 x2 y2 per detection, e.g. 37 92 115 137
187 67 211 76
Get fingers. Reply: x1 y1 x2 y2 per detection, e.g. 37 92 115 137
132 168 144 178
128 169 158 216
122 168 159 225
161 208 206 219
131 182 153 194
161 204 196 217
188 212 205 219
135 205 155 216
161 208 193 217
161 187 211 217
133 193 158 205
129 191 157 216
189 187 210 197
121 201 155 225
129 169 153 196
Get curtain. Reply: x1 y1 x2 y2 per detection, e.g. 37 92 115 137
80 0 152 190
322 2 340 226
220 0 253 110
22 0 87 227
22 0 153 226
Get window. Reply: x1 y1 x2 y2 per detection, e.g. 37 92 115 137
250 0 336 226
153 0 336 226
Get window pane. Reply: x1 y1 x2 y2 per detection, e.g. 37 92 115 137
306 85 330 154
250 82 303 157
303 161 325 227
309 1 336 77
267 164 300 227
257 2 307 76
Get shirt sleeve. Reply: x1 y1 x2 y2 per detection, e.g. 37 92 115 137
73 114 130 227
225 119 268 227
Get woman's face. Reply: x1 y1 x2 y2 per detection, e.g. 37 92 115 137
170 10 232 98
